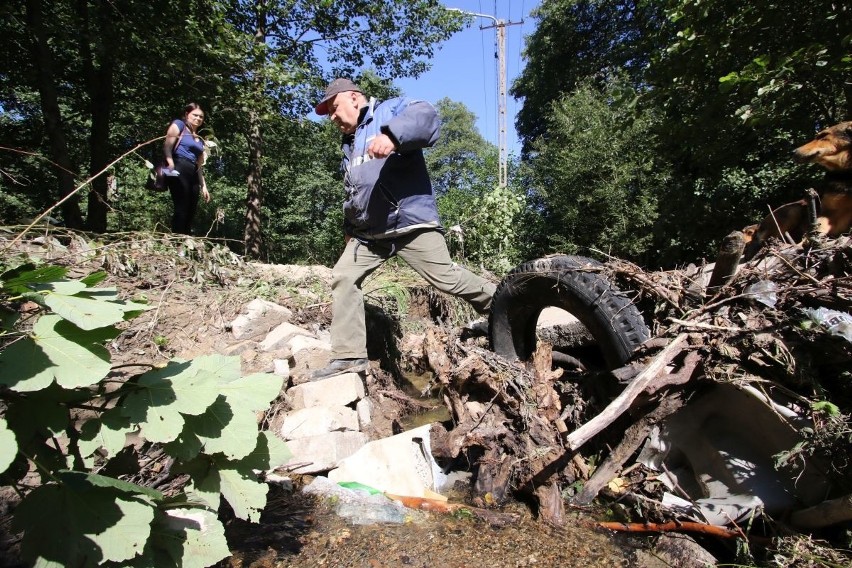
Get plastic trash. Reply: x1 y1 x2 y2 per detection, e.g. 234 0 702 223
335 494 408 525
744 280 778 307
802 307 852 342
337 481 382 495
161 167 180 177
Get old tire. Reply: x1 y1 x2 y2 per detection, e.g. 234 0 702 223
489 255 649 369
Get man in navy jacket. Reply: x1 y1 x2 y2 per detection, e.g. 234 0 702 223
310 78 495 380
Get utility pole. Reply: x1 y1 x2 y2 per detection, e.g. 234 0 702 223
449 9 523 188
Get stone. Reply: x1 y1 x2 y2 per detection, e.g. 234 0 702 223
282 431 369 474
230 298 292 340
286 373 365 409
273 358 291 378
259 322 315 352
219 340 257 356
356 398 373 430
288 336 333 376
279 406 359 440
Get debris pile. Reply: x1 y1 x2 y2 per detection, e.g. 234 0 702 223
418 236 852 560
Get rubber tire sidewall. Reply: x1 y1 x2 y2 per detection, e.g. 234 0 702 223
489 255 649 369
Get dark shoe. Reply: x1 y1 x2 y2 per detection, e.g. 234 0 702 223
309 358 369 381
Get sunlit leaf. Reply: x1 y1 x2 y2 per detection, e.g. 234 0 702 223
0 418 18 474
0 316 114 391
152 508 230 568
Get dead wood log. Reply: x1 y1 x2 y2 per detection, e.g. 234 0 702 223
790 493 852 529
535 480 565 526
572 394 685 505
706 231 746 294
424 327 452 385
530 342 563 422
564 334 689 451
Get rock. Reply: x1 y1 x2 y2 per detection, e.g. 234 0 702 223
230 298 292 340
279 406 359 439
286 373 365 409
258 322 315 352
282 431 369 473
356 398 373 430
219 340 257 356
273 358 291 378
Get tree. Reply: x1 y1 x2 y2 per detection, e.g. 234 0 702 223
211 0 463 258
426 98 525 273
528 79 664 263
1 0 227 230
512 0 663 153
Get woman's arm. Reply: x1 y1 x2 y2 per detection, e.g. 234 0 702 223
198 167 210 203
163 122 182 168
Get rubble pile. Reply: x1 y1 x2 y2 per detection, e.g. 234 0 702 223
418 236 852 559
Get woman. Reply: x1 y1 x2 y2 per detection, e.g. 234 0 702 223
163 102 210 234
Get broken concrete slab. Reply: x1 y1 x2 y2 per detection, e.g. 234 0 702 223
282 431 369 474
286 373 365 409
230 298 292 340
327 424 446 498
279 406 359 439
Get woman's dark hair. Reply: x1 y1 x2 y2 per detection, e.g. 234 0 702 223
182 102 203 118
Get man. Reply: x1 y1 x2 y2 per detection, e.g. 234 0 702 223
310 78 496 380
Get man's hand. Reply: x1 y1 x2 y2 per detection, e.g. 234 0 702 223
367 133 397 158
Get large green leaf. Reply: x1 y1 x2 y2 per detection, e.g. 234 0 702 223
152 508 230 568
188 353 243 385
183 396 258 460
122 359 226 443
180 458 221 511
3 394 69 440
39 283 149 330
78 410 135 459
1 264 68 294
217 467 269 523
59 470 163 501
0 305 19 330
0 417 18 474
221 372 284 411
0 315 116 391
13 482 155 566
199 434 290 522
236 431 292 472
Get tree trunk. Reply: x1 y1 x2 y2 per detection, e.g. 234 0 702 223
244 106 264 258
243 10 266 259
77 0 116 233
25 0 84 229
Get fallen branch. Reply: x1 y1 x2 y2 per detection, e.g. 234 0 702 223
791 493 852 529
597 520 741 539
564 334 688 451
572 394 685 506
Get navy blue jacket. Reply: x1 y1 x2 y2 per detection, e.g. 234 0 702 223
342 97 441 239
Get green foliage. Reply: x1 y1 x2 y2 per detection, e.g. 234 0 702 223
527 78 666 263
428 99 525 274
0 255 291 567
513 0 850 268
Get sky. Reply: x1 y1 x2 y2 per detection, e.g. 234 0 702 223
396 1 539 156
